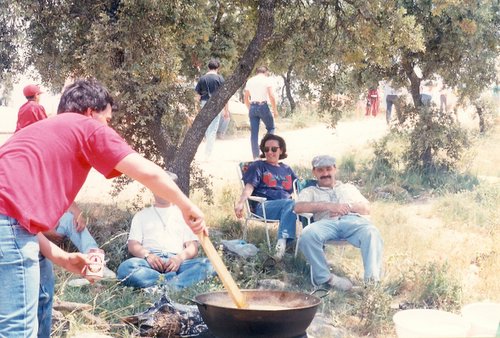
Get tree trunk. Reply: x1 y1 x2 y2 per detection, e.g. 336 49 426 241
170 0 276 195
402 57 433 170
282 64 296 115
476 104 486 133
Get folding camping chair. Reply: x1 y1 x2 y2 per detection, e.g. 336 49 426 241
293 178 349 258
236 161 280 250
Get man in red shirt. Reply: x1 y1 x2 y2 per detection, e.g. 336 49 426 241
15 84 48 132
0 79 207 337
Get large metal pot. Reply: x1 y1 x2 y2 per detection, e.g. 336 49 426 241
194 289 321 338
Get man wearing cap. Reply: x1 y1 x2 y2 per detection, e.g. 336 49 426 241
15 84 47 132
295 155 383 291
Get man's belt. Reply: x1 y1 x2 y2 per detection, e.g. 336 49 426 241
250 101 267 105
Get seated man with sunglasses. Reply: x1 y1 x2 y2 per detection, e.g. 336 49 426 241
234 134 298 259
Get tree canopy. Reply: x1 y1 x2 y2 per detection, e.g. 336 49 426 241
2 0 498 193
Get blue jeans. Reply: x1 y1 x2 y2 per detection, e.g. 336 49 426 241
0 214 40 337
298 215 383 284
201 100 223 159
38 212 99 337
217 114 230 138
117 252 215 289
38 257 53 338
385 95 398 124
55 212 98 254
255 199 296 240
249 103 275 158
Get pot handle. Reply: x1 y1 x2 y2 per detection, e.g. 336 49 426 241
311 288 330 298
186 297 207 310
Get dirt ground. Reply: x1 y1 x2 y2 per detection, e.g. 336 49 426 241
0 105 477 204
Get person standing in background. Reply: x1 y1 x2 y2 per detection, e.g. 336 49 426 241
244 66 278 159
365 86 379 117
15 84 47 132
384 82 400 125
195 59 229 160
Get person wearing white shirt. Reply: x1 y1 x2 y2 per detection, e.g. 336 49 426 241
244 66 278 159
117 191 215 289
295 155 383 291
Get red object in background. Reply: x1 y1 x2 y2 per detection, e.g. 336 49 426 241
365 88 379 117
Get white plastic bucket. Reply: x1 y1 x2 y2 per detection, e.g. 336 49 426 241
393 309 469 337
461 302 500 337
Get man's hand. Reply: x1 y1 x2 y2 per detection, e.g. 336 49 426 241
145 253 167 273
165 255 183 273
328 203 351 217
73 212 87 232
64 252 91 276
181 204 208 235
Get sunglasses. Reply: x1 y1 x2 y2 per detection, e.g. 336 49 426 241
263 146 280 153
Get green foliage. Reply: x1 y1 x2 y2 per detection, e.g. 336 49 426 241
337 153 357 183
434 183 500 231
353 285 393 335
397 105 470 173
414 262 463 311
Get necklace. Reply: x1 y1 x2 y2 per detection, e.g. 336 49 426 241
152 206 168 231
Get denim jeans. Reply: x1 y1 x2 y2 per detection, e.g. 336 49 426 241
201 100 223 159
0 214 40 337
38 212 98 337
117 252 215 289
298 215 383 284
217 114 230 138
249 103 275 158
385 95 398 124
254 199 296 240
55 212 98 254
38 256 54 338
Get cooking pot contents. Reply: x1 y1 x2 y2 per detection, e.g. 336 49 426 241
195 290 321 338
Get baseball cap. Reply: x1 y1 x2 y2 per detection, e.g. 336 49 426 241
312 155 336 168
23 84 43 97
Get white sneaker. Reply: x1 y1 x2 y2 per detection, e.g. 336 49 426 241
68 278 91 287
327 274 353 291
274 239 286 260
103 267 116 279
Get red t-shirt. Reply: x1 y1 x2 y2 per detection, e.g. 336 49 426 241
0 113 135 233
15 100 48 132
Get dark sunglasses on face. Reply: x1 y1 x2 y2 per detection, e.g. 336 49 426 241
264 146 280 153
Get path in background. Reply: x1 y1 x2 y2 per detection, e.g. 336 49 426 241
1 106 388 203
79 115 389 204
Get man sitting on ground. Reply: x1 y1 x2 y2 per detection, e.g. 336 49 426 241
295 155 383 291
38 202 115 337
117 183 215 290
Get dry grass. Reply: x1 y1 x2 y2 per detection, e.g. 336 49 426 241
52 118 500 337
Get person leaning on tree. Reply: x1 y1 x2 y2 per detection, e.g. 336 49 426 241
0 79 207 337
195 59 229 160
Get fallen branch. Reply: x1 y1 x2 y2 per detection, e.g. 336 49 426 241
53 300 92 312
